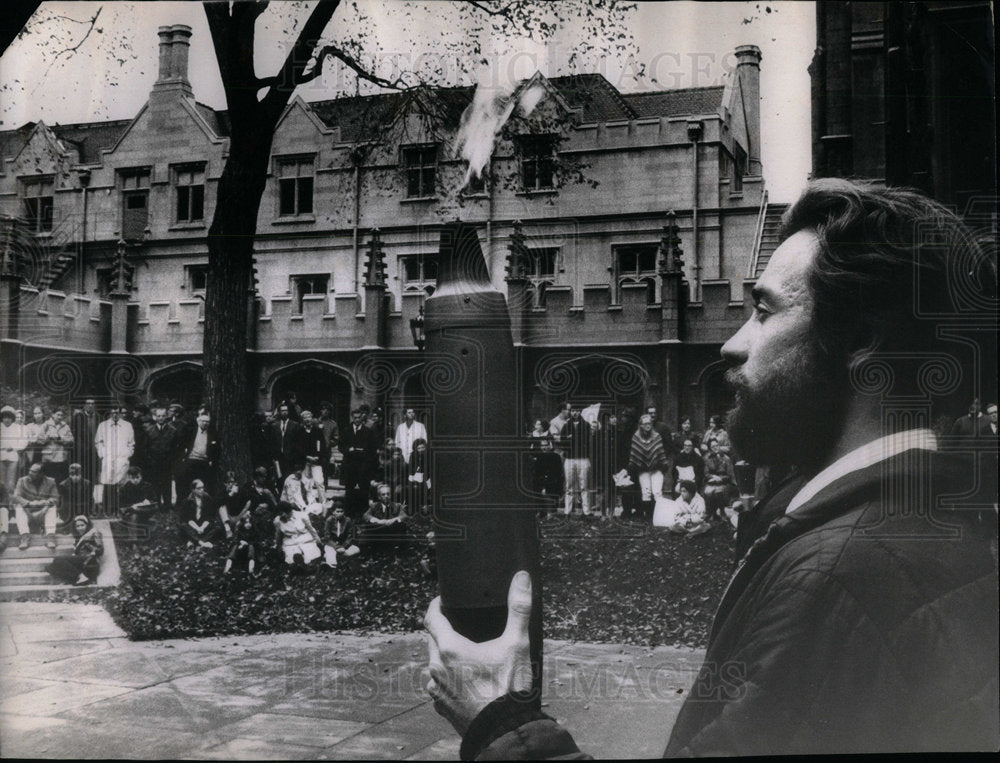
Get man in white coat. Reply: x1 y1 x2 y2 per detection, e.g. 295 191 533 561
94 406 134 514
394 408 427 465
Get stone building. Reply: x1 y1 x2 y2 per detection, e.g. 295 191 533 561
1 25 779 431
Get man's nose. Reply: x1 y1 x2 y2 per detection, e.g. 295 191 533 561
721 320 751 364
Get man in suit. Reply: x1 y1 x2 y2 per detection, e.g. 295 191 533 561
271 403 303 481
339 407 378 521
176 411 219 496
951 398 986 438
71 399 100 484
142 406 177 508
424 180 999 755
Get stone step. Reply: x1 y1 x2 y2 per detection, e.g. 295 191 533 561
0 556 59 573
2 544 75 559
0 583 103 602
0 569 54 586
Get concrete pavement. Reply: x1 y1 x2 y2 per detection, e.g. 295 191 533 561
0 602 703 759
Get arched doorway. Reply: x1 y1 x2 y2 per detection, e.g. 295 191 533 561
147 362 203 410
531 352 649 426
267 360 353 430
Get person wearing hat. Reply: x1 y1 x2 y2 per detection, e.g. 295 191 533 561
0 405 26 496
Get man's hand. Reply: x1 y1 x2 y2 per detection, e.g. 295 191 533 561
423 570 533 736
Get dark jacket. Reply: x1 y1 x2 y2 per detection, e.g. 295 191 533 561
340 422 379 467
141 422 178 471
298 424 330 464
178 425 220 466
324 514 357 548
559 418 592 460
270 419 304 466
465 450 999 757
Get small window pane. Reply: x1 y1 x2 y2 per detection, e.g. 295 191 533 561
279 179 296 216
298 177 313 214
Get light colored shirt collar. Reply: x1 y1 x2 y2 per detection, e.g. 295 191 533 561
785 428 937 515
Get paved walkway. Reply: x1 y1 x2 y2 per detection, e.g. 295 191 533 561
0 603 703 759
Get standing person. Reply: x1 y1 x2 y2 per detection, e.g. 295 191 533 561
627 414 669 520
71 399 101 485
530 436 563 514
588 419 611 518
950 398 984 438
423 180 1000 755
559 404 592 517
528 419 548 449
39 408 74 484
0 406 26 496
406 438 431 515
339 407 378 520
297 410 329 487
394 408 428 465
548 402 571 460
176 411 219 495
270 403 303 481
22 406 47 473
11 463 59 549
608 410 635 517
317 402 340 475
646 405 675 492
94 406 135 516
142 407 177 509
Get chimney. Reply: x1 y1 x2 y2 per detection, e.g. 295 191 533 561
153 24 193 97
734 44 762 176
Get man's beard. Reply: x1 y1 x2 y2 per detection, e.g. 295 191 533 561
726 337 849 472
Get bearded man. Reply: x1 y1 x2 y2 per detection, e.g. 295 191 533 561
422 180 999 755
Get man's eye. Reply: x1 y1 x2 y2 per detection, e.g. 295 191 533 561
753 303 770 319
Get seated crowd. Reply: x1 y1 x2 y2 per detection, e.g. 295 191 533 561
528 403 746 535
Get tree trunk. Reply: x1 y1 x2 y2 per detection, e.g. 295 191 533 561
202 120 274 481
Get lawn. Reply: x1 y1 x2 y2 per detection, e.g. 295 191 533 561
96 512 734 648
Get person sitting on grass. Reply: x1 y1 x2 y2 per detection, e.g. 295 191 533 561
217 470 248 540
179 478 222 549
244 466 278 517
273 500 323 574
224 510 260 576
361 483 407 549
280 461 327 526
46 515 102 586
664 480 710 536
57 463 93 527
119 465 159 541
322 501 360 569
703 438 736 522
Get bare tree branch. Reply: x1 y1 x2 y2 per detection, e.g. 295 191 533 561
39 7 102 79
260 0 342 123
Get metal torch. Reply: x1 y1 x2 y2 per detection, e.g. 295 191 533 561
423 221 543 694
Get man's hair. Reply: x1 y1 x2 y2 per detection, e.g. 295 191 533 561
678 479 697 495
127 465 142 478
781 179 996 394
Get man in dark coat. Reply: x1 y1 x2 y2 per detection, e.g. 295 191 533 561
142 406 177 508
270 403 303 481
70 399 100 484
422 180 999 755
339 407 378 521
175 411 220 495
